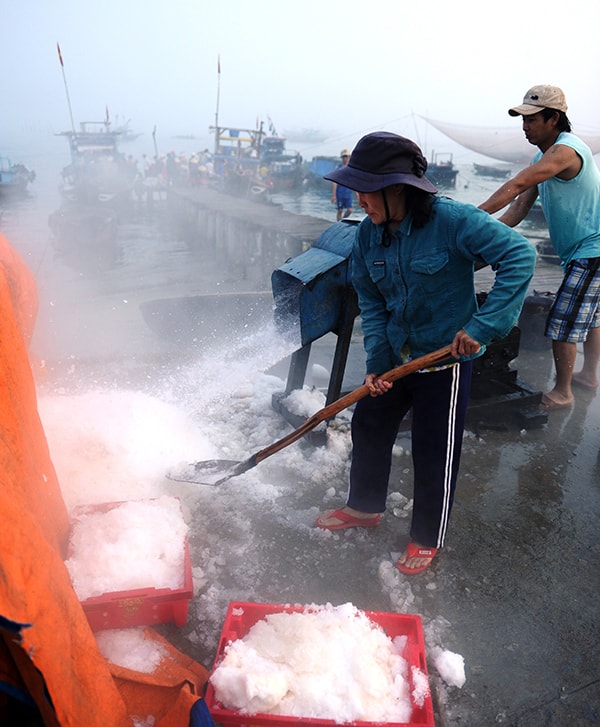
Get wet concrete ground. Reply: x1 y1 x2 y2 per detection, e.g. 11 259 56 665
166 335 600 727
4 194 599 726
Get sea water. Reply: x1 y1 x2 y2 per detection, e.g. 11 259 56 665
1 128 551 371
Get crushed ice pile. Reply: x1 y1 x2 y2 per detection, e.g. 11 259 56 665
65 496 188 600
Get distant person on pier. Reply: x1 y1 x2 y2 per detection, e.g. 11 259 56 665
331 149 354 220
480 85 600 410
317 132 536 574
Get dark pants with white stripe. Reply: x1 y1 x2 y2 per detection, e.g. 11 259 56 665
347 361 473 548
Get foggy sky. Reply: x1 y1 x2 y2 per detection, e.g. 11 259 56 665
3 0 600 154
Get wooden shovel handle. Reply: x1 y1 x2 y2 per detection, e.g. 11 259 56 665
252 344 454 466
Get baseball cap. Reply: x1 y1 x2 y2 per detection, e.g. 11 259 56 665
508 85 567 116
324 132 437 193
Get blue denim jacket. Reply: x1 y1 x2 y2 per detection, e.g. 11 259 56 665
352 196 536 374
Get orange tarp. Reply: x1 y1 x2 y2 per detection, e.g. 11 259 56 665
0 232 209 726
0 232 69 555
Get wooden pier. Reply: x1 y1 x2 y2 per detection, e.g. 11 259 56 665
168 186 332 290
169 185 564 294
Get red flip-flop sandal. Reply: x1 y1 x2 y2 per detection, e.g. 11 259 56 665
396 542 438 574
316 508 382 531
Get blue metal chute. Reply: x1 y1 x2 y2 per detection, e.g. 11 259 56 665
271 220 357 346
270 220 360 430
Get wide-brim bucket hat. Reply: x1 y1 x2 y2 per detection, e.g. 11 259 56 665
324 132 437 193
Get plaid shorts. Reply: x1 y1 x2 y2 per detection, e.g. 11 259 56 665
545 257 600 342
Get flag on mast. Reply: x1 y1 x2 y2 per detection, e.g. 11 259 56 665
57 42 64 67
218 54 221 74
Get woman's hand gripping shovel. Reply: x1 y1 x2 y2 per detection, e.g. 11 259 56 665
166 345 454 486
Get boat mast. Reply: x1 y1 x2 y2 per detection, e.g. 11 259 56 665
56 42 76 135
214 54 221 156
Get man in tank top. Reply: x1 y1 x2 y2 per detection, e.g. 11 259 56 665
480 85 600 410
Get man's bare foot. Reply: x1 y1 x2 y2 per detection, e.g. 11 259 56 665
316 506 381 530
540 392 574 410
572 372 599 391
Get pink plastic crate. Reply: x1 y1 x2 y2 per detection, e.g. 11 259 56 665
69 499 193 632
205 601 435 727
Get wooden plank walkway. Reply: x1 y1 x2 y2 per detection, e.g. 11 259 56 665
475 251 563 294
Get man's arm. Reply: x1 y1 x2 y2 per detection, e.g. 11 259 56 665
479 143 580 216
497 187 538 227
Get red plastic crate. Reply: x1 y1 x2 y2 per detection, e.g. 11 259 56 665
205 601 435 727
69 499 193 632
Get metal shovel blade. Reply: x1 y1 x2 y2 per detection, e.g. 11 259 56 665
166 459 248 486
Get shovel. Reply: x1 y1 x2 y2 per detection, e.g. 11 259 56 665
167 344 454 485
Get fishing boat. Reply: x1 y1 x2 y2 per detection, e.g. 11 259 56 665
473 163 512 178
208 123 267 197
209 61 303 195
55 46 136 206
56 120 137 205
209 122 303 195
426 152 458 187
305 155 339 189
0 157 36 195
258 136 304 191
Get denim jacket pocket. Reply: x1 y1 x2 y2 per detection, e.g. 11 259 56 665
368 259 387 284
410 252 449 294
